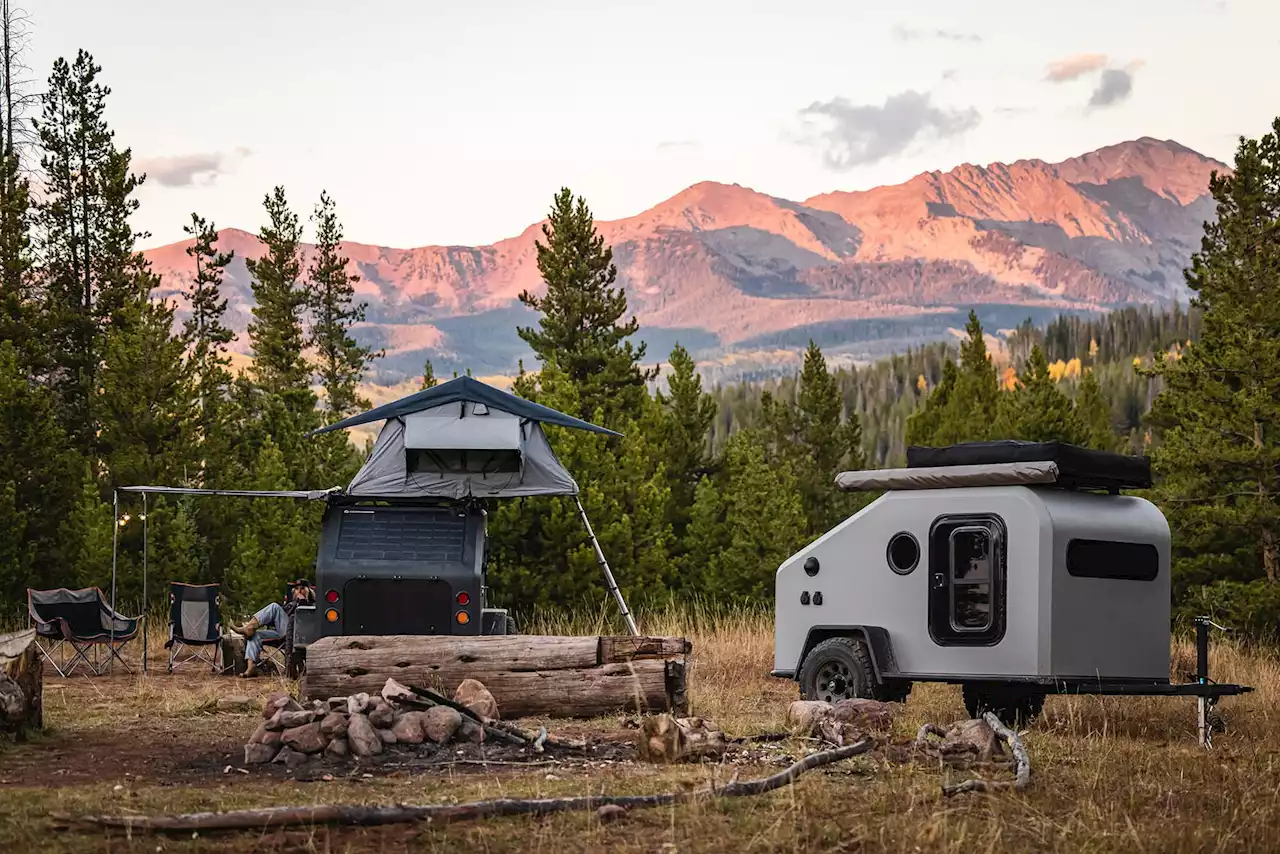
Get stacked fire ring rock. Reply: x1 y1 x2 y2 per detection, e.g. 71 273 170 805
244 679 498 770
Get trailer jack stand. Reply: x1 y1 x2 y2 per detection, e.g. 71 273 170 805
1195 616 1230 749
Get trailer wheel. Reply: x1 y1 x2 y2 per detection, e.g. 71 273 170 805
799 637 877 703
962 683 1045 726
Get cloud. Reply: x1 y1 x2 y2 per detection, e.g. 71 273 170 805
135 149 249 187
1044 53 1108 83
891 23 982 43
1088 68 1135 108
798 90 981 170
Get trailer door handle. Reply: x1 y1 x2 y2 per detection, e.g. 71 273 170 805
932 573 945 590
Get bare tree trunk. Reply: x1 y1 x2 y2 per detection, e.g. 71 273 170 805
1256 421 1276 582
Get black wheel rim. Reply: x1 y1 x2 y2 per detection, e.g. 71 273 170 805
815 660 856 702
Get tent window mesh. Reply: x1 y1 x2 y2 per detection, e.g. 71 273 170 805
407 448 522 475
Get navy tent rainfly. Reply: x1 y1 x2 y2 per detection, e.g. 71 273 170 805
108 377 638 666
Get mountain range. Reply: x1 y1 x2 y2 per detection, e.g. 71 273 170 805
142 137 1225 384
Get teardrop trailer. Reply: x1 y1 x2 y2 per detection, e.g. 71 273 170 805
772 441 1252 744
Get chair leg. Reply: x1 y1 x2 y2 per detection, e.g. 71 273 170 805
107 642 134 675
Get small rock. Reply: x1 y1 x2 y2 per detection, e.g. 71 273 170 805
274 709 317 729
377 727 397 745
320 712 349 739
367 698 395 729
831 698 896 731
216 695 253 712
347 693 372 716
248 723 283 747
327 697 349 713
347 713 383 757
262 693 302 719
244 743 279 765
453 678 499 720
324 737 349 759
457 718 485 744
596 804 626 823
391 711 427 745
272 746 308 771
423 706 463 743
282 721 327 755
786 700 833 736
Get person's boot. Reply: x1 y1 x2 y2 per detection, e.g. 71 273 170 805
240 658 258 679
231 617 260 639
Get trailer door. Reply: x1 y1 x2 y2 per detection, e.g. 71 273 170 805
928 514 1007 646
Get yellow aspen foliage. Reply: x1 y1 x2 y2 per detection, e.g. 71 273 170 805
916 373 927 392
1000 365 1019 390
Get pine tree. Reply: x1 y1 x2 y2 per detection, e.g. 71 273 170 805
762 341 866 535
60 465 119 589
307 191 377 418
905 359 957 446
420 358 437 390
657 344 716 542
682 432 808 601
993 346 1087 444
1145 119 1280 612
1075 369 1115 450
0 0 33 371
182 213 234 463
517 188 655 423
942 311 1000 443
97 292 196 489
246 187 311 404
35 50 150 456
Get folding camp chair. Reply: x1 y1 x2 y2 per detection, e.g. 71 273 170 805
165 582 223 672
27 587 142 676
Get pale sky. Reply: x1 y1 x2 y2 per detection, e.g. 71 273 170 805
24 0 1279 250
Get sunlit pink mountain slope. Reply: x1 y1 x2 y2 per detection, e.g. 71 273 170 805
143 137 1224 381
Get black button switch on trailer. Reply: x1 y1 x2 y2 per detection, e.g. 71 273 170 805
800 591 810 605
813 592 823 606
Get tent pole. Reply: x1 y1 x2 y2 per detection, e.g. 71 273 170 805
110 489 119 674
142 493 148 674
574 495 639 636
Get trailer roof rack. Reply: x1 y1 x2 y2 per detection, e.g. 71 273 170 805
835 441 1153 493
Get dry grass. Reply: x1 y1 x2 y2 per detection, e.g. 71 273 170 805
3 605 1280 853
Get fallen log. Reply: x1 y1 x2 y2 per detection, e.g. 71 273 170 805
75 739 872 833
303 635 689 718
0 629 42 738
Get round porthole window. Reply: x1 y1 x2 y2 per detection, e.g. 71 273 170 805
887 532 920 575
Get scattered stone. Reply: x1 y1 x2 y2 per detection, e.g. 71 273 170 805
244 743 278 765
347 693 372 716
453 678 499 720
262 693 302 719
423 706 463 743
324 737 349 760
377 727 398 745
347 713 383 757
327 697 349 713
786 701 833 736
831 698 896 732
248 723 283 747
381 677 416 704
274 709 317 729
367 699 395 729
456 718 485 744
596 804 627 822
216 695 253 712
391 711 427 745
272 746 308 771
282 721 327 755
320 712 349 739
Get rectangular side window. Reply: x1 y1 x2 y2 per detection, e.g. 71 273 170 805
1066 539 1158 581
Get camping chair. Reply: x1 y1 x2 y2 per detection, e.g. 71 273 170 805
27 587 142 676
165 582 223 673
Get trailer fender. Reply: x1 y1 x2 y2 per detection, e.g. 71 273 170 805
783 625 901 684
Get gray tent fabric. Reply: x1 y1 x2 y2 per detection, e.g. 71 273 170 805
835 461 1060 492
310 375 621 437
347 412 580 499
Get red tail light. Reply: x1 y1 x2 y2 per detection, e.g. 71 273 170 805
456 591 470 606
326 589 339 604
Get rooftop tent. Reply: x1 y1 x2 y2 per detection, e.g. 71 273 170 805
314 376 617 500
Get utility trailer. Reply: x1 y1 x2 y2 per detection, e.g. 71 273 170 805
772 441 1251 744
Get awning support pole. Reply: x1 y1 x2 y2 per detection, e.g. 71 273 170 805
574 495 639 636
110 489 119 674
142 492 148 674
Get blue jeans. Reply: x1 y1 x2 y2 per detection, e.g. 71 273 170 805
246 602 288 663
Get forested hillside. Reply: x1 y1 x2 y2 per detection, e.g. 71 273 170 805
1 23 1277 640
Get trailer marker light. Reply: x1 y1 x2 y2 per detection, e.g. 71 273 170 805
456 591 470 606
326 589 339 604
325 608 339 623
455 610 470 625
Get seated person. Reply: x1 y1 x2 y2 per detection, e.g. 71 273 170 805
231 579 314 678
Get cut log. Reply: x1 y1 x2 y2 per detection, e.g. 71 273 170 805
302 635 689 719
599 636 691 663
0 629 43 738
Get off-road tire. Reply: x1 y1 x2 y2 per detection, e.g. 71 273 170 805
962 683 1045 726
799 636 877 703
